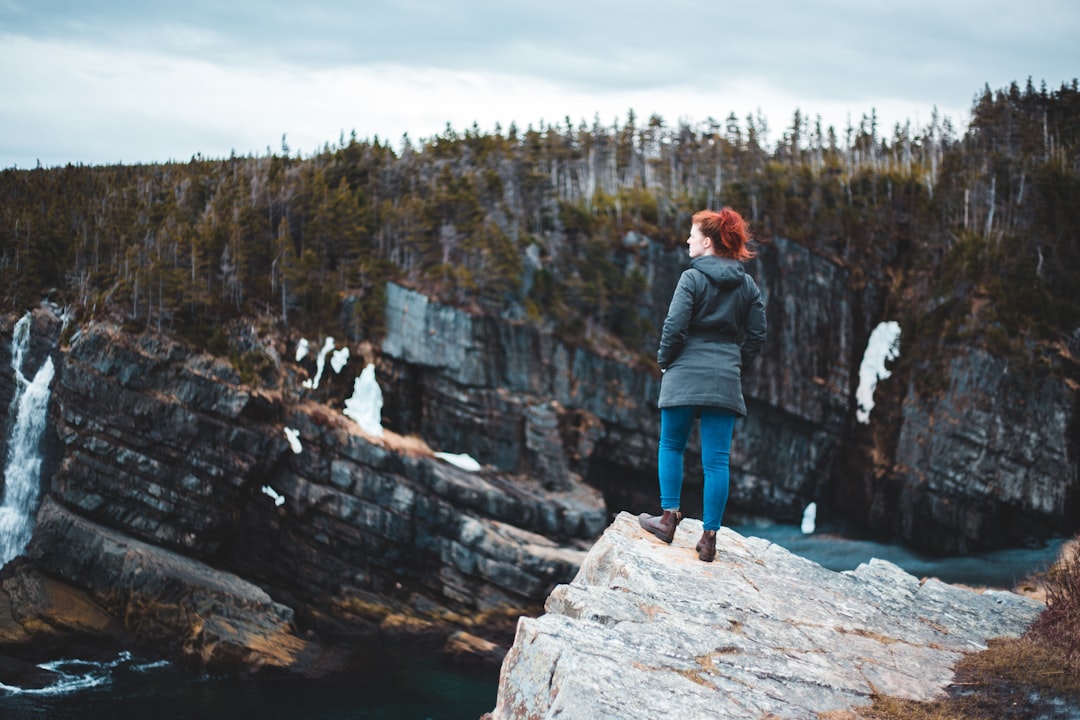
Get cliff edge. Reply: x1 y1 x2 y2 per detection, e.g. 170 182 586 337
488 512 1043 719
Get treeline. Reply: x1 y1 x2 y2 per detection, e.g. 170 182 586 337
0 79 1077 362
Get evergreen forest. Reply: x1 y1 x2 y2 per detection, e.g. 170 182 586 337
1 79 1078 383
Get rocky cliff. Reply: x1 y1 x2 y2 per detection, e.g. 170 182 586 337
487 512 1043 719
837 345 1080 553
0 220 1075 678
375 232 879 529
0 306 606 678
374 234 1079 553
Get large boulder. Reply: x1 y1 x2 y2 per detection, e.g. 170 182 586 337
488 512 1043 719
27 497 341 676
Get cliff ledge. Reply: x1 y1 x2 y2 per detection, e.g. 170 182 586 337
488 512 1043 719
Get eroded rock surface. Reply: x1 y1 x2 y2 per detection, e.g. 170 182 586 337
1 314 606 676
489 513 1043 720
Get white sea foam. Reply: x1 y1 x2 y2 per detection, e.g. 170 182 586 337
0 651 156 697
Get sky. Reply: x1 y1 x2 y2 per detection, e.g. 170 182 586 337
1 0 1077 169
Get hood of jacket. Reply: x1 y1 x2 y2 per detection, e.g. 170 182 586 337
691 255 746 288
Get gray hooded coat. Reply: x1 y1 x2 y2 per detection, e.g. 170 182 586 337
656 255 767 416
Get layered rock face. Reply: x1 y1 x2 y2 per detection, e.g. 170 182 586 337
377 232 877 527
867 348 1077 553
488 513 1043 719
376 232 1078 552
1 220 1076 677
1 309 605 676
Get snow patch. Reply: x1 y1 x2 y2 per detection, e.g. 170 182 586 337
302 337 336 389
434 452 482 472
856 321 901 424
343 363 383 437
330 346 349 374
283 427 302 454
801 502 817 534
294 338 310 362
261 485 285 507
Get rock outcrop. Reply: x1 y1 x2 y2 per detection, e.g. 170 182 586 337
0 211 1076 679
376 235 874 529
877 347 1077 553
1 308 607 677
488 512 1044 719
28 497 339 676
376 250 1079 553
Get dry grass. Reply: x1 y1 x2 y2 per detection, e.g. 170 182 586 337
1025 538 1080 668
825 639 1080 720
828 536 1080 720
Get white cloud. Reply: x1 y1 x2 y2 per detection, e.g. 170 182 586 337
1 0 1077 168
0 33 973 169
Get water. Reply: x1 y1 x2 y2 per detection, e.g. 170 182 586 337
734 520 1066 589
0 651 498 720
1 521 1063 718
0 312 56 566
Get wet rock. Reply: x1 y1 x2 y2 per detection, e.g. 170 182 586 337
0 557 125 662
27 497 340 677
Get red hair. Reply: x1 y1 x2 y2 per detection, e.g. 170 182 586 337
692 208 754 261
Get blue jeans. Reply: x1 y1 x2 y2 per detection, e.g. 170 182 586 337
658 406 736 532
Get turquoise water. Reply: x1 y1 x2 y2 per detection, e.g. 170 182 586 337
0 652 499 720
735 521 1066 589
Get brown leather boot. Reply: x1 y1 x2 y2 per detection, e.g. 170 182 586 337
638 510 682 544
696 530 717 562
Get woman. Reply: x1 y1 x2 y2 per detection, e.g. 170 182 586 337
638 207 767 562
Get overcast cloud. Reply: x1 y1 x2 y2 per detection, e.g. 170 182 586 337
2 0 1077 168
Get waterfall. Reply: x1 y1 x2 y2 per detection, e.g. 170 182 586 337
0 313 56 567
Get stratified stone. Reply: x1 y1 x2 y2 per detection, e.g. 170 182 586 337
890 348 1077 552
27 497 341 677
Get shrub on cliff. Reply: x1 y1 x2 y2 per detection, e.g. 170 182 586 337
1026 538 1080 668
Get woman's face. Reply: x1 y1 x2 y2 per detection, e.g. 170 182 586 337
687 224 711 258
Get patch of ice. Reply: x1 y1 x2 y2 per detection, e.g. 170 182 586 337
801 502 817 534
343 363 383 437
301 337 336 390
330 346 349 374
434 452 481 472
261 485 286 507
283 427 302 454
856 321 901 423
